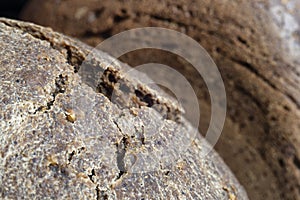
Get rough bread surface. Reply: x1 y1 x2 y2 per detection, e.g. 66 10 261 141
20 0 300 199
0 18 247 199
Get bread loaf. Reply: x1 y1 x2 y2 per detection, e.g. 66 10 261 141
20 0 300 199
0 18 248 199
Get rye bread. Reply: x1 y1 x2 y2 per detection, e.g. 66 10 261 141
0 18 248 199
20 0 300 199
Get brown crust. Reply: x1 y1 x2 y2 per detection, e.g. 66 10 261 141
20 0 300 199
0 18 247 199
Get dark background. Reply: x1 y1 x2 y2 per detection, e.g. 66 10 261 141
0 0 28 19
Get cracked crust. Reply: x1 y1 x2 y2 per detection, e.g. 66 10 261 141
0 18 247 199
20 0 300 199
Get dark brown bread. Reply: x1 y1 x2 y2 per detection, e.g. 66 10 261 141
20 0 300 199
0 18 248 199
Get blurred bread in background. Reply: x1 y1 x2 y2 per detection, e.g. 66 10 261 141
21 0 300 199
